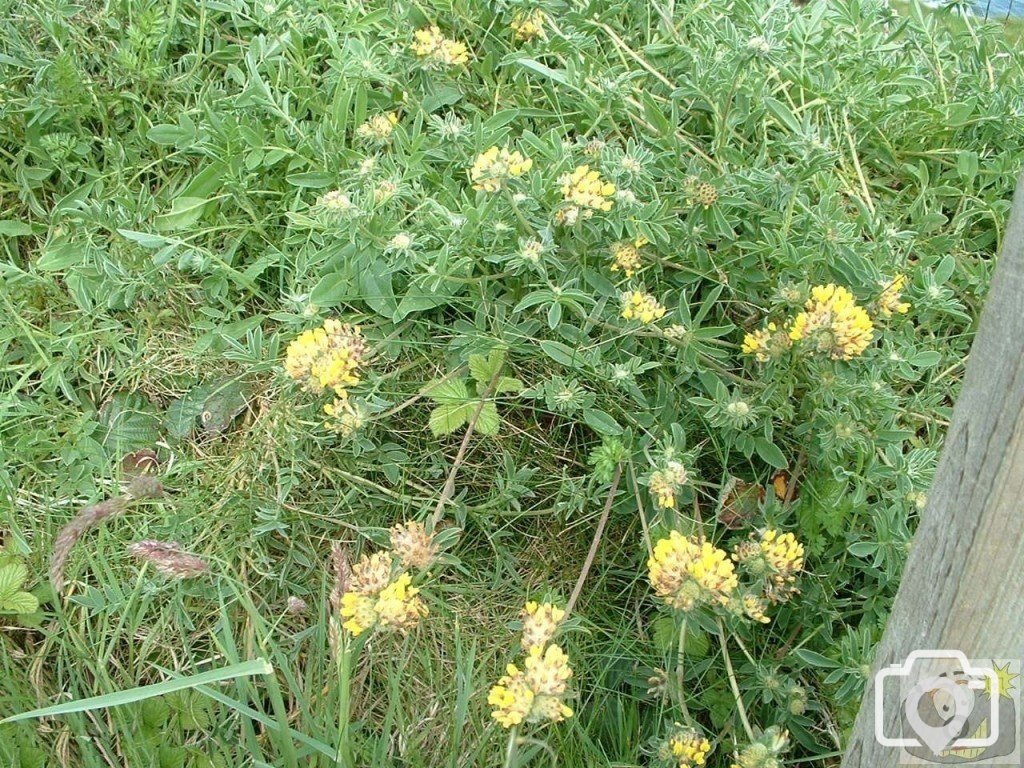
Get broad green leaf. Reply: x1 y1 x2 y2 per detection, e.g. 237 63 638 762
495 376 523 394
2 591 39 615
427 377 469 404
583 409 623 436
0 220 32 236
539 340 580 368
474 402 500 435
469 348 506 385
0 562 28 601
792 649 841 669
154 196 213 232
754 437 787 469
428 403 474 436
285 172 334 188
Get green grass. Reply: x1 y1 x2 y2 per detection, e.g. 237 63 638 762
1 0 1023 766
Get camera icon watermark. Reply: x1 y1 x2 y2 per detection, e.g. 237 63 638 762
875 650 1019 765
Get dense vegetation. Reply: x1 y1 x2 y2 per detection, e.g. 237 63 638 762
1 0 1022 765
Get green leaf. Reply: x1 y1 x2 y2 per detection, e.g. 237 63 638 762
469 348 506 385
2 659 273 724
792 649 841 669
154 196 213 232
495 376 523 394
583 409 623 436
309 272 351 307
427 377 469 404
36 240 86 271
0 220 32 236
754 437 787 469
1 591 39 615
285 172 335 188
474 402 500 435
428 402 474 436
847 542 878 558
0 562 28 601
539 340 581 368
763 96 803 135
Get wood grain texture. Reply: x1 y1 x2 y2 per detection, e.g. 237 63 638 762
842 174 1024 767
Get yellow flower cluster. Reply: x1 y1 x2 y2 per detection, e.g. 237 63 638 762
877 274 911 317
356 112 398 142
648 532 738 611
560 164 615 212
489 601 573 728
668 726 712 767
521 601 565 651
469 146 533 192
739 593 770 624
732 529 805 606
324 397 366 437
789 284 874 360
511 9 547 41
337 526 437 637
741 321 792 362
620 290 667 324
411 26 470 68
284 320 367 398
610 237 648 278
489 644 574 728
648 461 689 509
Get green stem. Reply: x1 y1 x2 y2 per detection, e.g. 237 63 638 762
676 617 692 723
717 619 755 741
336 636 355 767
503 726 519 768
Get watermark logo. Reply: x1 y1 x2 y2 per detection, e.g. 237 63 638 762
875 650 1019 764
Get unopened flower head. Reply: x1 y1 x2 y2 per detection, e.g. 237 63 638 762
560 164 615 212
521 601 565 651
742 321 792 362
789 284 874 360
731 726 790 768
511 8 546 41
620 290 667 324
285 320 367 399
127 540 207 579
469 146 533 192
649 532 738 611
667 725 712 767
520 237 545 263
610 237 648 278
318 189 354 215
389 521 437 571
877 274 911 318
411 25 470 68
648 462 688 510
356 112 399 143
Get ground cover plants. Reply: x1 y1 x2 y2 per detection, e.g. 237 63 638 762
1 0 1023 765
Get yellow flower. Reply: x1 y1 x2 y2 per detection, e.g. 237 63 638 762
469 146 533 192
740 593 770 623
668 726 712 767
356 112 399 142
374 572 428 633
610 237 648 277
411 25 470 68
489 644 574 727
648 462 687 509
511 9 546 41
877 274 910 318
789 284 874 360
340 592 377 636
620 290 666 324
742 321 792 362
759 529 804 587
560 164 615 212
649 532 738 611
284 320 367 398
521 601 565 651
389 521 437 571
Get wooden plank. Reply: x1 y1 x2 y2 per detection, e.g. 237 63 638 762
842 173 1024 766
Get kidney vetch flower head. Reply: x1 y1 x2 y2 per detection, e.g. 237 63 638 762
649 532 738 611
560 164 615 212
411 25 470 68
610 237 648 278
876 274 911 318
788 283 874 360
510 9 547 42
620 290 667 324
660 724 712 767
469 146 533 192
285 320 367 399
489 644 574 727
521 601 565 651
389 520 438 571
356 111 399 143
742 321 792 362
733 529 805 603
648 460 689 509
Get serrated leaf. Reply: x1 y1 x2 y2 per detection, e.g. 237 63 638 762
474 401 500 435
0 562 28 601
427 377 469 404
469 348 506 385
495 376 523 394
141 697 171 731
428 402 474 436
2 591 39 615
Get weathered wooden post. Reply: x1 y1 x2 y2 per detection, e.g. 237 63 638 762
841 174 1024 767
